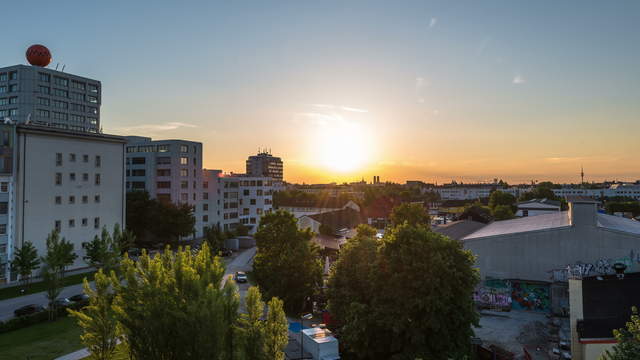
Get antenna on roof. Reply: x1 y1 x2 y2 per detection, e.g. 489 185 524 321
55 63 59 71
61 64 66 72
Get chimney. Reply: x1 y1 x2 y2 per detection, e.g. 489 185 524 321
568 197 598 227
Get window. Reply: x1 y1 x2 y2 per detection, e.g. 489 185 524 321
71 103 85 112
9 71 16 80
9 96 17 104
0 182 7 192
181 193 188 202
157 169 171 176
131 157 145 165
203 181 208 189
95 174 101 185
95 155 101 167
94 217 100 229
70 114 85 122
69 153 76 162
55 173 62 185
55 153 62 166
126 146 136 153
181 181 188 189
203 215 209 222
250 218 256 224
131 169 145 176
0 224 6 235
54 77 68 87
52 112 68 120
38 85 50 94
82 195 88 204
203 204 209 211
0 86 6 94
37 109 50 118
53 100 68 109
193 193 196 201
157 194 171 202
250 199 256 205
82 218 88 226
0 202 7 214
180 145 188 153
158 145 169 152
68 219 75 228
69 196 75 204
83 154 89 162
69 173 76 181
95 195 101 203
71 80 85 90
243 189 250 196
0 73 6 81
55 220 61 232
83 173 89 181
88 84 99 93
88 107 98 115
157 157 171 165
88 95 98 103
88 117 97 125
8 84 17 92
52 88 68 97
180 157 188 165
257 189 263 196
55 196 62 204
132 181 145 190
180 169 188 177
157 181 171 189
203 192 209 200
38 72 50 82
70 92 85 101
256 208 263 215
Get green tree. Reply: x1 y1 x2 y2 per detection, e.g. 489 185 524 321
389 202 430 227
327 224 479 359
600 307 640 360
112 223 135 253
238 286 266 360
520 182 560 202
319 223 334 236
488 190 516 210
150 201 195 245
10 241 40 287
203 224 226 256
41 264 63 320
112 243 237 360
263 297 288 360
125 191 155 246
253 210 323 313
492 204 515 221
68 270 121 360
82 226 121 273
235 223 250 237
41 230 78 276
458 201 493 223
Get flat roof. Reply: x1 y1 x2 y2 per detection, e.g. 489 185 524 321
16 124 125 143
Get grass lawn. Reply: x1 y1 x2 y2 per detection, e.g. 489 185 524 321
0 316 84 360
0 271 96 301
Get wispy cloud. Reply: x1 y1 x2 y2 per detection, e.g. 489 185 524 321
429 17 438 28
512 75 525 84
116 122 197 133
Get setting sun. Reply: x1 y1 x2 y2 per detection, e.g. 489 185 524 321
311 113 372 174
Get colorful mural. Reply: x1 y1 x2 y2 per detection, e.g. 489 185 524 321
510 281 550 312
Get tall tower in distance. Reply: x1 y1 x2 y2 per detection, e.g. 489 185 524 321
581 165 585 184
246 148 283 182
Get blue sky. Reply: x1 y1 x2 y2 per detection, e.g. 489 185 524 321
4 1 640 183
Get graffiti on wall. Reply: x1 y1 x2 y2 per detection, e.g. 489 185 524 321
510 281 550 312
474 287 512 309
549 251 638 281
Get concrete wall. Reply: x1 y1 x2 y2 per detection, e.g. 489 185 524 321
15 127 125 271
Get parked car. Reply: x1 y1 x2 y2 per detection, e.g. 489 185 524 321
14 304 45 317
69 293 90 304
220 248 233 257
52 298 72 308
235 271 248 283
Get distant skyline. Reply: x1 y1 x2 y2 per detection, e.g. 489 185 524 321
3 1 640 184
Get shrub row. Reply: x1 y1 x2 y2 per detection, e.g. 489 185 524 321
0 302 85 334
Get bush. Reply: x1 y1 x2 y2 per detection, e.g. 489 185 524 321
0 302 84 334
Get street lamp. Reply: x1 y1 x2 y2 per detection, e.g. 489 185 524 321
300 313 313 359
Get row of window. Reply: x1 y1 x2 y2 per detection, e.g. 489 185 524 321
0 71 17 82
37 108 98 124
128 156 194 165
38 73 98 93
38 86 98 103
0 97 17 106
125 144 197 154
54 217 100 231
55 194 101 204
0 109 18 117
125 168 198 178
56 153 101 167
0 84 18 93
55 172 101 185
38 98 98 114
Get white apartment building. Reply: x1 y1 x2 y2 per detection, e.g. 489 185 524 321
553 184 640 200
125 137 204 237
201 169 223 234
0 123 125 283
220 174 274 234
435 186 529 200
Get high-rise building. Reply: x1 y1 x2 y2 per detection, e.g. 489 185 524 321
0 123 125 284
0 64 101 133
124 137 204 237
219 174 274 234
246 151 283 182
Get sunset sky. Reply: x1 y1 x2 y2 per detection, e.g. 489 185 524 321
4 1 640 184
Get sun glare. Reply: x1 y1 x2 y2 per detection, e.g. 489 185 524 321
315 118 369 173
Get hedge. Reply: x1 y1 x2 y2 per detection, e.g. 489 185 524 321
0 302 85 334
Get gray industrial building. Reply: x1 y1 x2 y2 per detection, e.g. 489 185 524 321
125 137 204 237
462 198 640 313
246 151 283 182
0 65 101 133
